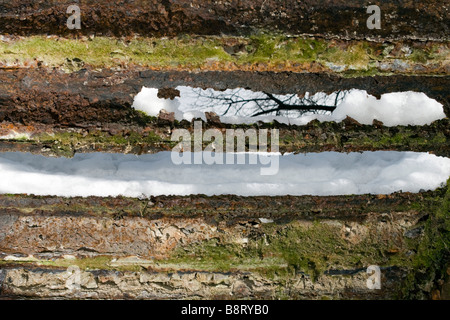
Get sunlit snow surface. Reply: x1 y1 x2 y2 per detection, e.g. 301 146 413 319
132 87 446 126
0 151 448 197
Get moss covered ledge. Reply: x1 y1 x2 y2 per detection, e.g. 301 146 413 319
0 35 448 75
0 117 448 157
0 181 448 299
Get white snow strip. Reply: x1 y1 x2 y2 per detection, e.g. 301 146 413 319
132 87 446 126
0 131 31 140
0 151 448 197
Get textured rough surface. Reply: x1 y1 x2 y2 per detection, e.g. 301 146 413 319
1 189 444 299
0 1 448 40
0 118 449 157
0 192 430 259
0 69 449 124
0 215 218 259
0 184 448 299
0 0 448 302
0 68 448 157
0 267 407 300
1 36 448 74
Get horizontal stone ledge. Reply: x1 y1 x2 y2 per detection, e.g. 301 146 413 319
0 70 449 127
0 189 439 258
0 189 442 220
0 184 446 299
0 266 407 300
0 0 448 41
1 70 449 110
1 36 448 75
0 118 448 157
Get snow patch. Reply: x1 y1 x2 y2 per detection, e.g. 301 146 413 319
0 131 31 140
0 151 448 197
132 87 183 118
259 218 274 224
331 90 445 126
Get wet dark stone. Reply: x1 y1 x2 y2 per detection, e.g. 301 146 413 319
0 1 448 41
157 88 181 100
404 226 425 239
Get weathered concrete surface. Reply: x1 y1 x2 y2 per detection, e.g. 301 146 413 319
1 35 448 74
0 266 406 300
0 186 447 300
0 68 448 157
0 192 430 259
0 1 448 41
0 191 438 220
0 215 218 259
0 118 448 157
0 68 449 123
0 0 447 302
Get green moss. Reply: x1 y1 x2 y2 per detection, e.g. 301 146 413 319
320 42 370 69
409 49 430 64
130 36 232 67
400 179 450 298
31 129 166 157
0 256 142 272
0 36 231 69
166 238 281 273
1 35 446 74
134 110 158 125
340 68 391 78
236 35 328 65
46 256 113 270
346 128 448 151
165 218 421 280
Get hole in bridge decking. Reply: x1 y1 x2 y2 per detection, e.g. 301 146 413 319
132 87 446 126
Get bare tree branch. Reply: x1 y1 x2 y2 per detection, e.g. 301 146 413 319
190 88 348 118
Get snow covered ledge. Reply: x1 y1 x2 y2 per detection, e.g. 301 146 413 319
0 151 448 198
